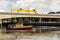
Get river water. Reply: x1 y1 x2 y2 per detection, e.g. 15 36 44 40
0 31 60 40
15 32 60 40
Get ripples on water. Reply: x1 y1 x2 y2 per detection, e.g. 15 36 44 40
15 34 60 40
0 32 60 40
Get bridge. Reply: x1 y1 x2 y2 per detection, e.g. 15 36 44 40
0 12 60 32
0 12 60 19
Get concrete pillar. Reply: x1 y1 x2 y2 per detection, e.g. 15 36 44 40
0 19 2 33
39 18 41 22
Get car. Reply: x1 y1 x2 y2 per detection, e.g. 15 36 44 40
48 12 55 14
56 11 60 14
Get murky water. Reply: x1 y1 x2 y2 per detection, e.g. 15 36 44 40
15 32 60 40
0 31 60 40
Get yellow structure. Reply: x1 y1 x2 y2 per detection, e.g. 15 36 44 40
11 9 38 14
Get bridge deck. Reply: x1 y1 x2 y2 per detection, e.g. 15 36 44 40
0 12 60 19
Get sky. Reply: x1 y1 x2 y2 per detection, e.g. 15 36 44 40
0 0 60 14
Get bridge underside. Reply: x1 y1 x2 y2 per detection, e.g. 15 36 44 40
1 17 60 32
0 12 60 32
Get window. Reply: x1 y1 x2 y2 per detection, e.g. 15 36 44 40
7 18 12 22
51 18 60 22
18 18 23 23
41 18 49 22
23 18 30 23
2 19 8 23
31 18 39 22
23 23 30 26
12 18 17 22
